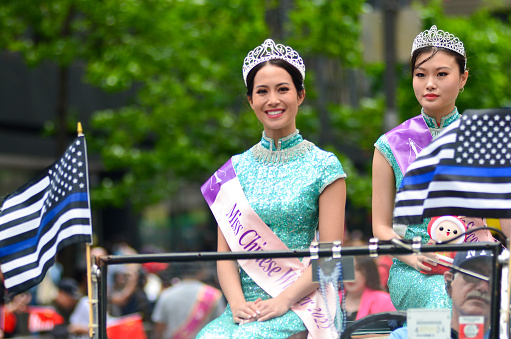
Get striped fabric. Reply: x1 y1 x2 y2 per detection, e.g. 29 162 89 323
394 108 511 225
0 136 92 295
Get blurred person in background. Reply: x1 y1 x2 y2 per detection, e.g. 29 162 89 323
0 265 66 338
140 245 169 307
90 246 108 266
151 262 225 339
108 263 151 321
67 246 110 339
52 278 82 324
343 238 393 294
376 255 393 293
0 292 33 337
343 256 395 321
108 243 152 321
50 278 82 339
33 257 63 306
68 290 91 339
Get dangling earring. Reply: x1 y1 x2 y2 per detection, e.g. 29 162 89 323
459 87 465 93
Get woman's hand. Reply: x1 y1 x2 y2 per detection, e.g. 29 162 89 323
232 298 261 324
402 253 439 272
252 296 291 322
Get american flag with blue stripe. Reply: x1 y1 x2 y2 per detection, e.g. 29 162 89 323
394 108 511 225
0 136 92 295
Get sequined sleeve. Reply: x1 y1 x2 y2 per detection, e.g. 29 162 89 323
316 150 346 194
374 134 404 189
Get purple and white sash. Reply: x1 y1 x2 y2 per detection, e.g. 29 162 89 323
201 159 337 339
385 115 432 175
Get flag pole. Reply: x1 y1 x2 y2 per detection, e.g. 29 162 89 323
77 122 96 339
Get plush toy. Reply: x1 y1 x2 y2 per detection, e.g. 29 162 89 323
428 215 467 245
421 216 467 275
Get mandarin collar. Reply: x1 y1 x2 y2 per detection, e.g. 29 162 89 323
260 130 303 151
421 107 459 129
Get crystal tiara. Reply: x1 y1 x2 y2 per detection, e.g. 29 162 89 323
242 39 306 86
411 25 465 58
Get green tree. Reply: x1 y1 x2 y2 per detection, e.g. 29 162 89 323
87 1 272 207
396 1 511 120
86 0 367 209
2 0 510 221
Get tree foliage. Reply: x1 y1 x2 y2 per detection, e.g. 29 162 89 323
1 0 510 217
73 0 365 209
397 1 511 120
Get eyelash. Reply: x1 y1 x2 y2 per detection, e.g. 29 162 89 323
415 72 449 78
256 87 290 94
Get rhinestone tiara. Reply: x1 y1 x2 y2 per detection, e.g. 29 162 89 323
242 39 305 86
411 25 465 58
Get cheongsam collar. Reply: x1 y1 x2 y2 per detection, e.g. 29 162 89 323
252 129 313 164
421 107 460 139
261 129 303 151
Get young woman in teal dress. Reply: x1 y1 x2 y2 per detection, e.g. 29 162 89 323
372 26 469 310
197 39 347 338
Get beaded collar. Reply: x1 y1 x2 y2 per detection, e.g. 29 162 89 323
421 107 460 138
251 129 314 164
260 129 302 151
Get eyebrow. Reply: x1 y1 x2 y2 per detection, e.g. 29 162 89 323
415 66 452 71
255 82 291 88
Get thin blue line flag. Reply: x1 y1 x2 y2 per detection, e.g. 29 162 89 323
394 108 511 225
0 136 92 295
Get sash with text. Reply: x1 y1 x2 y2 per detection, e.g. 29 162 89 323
201 159 337 338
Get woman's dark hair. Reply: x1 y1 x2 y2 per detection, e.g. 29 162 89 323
246 59 305 99
355 256 382 291
410 46 466 75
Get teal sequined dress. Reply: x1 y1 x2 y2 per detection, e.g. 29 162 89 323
197 130 346 339
374 108 460 311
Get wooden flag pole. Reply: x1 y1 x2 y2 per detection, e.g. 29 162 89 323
86 245 94 338
78 122 96 338
77 121 83 136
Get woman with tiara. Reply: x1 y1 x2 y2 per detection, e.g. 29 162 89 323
372 25 469 310
197 39 346 338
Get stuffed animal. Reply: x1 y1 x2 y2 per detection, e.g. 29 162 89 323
421 216 467 275
428 216 467 245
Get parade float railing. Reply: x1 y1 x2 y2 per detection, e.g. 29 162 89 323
92 239 506 339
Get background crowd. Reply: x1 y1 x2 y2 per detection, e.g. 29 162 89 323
0 1 508 339
0 235 397 339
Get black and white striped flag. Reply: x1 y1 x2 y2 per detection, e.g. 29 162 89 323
0 136 92 295
394 108 511 225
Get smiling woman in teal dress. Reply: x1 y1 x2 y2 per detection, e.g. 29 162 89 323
197 39 347 339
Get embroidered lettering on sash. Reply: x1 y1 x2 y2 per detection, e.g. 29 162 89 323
201 159 337 338
226 203 244 236
275 268 300 289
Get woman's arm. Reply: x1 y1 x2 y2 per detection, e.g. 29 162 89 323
372 150 400 241
255 178 346 322
372 150 435 272
216 227 260 323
